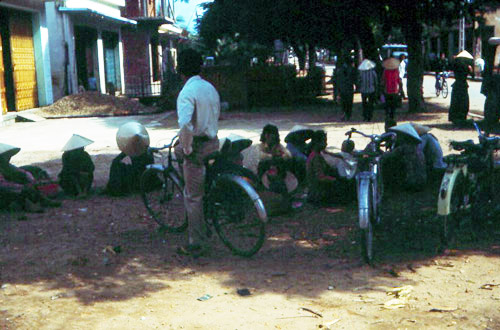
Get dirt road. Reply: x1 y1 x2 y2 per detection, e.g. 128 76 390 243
1 99 499 329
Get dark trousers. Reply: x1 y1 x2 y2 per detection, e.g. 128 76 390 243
384 93 399 120
361 93 375 121
340 92 353 120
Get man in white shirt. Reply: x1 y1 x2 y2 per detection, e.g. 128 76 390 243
175 49 220 257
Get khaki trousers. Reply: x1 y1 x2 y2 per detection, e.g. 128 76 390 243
175 137 219 247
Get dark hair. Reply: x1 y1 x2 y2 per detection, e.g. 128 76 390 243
385 119 397 132
177 48 202 77
311 130 327 146
260 124 280 143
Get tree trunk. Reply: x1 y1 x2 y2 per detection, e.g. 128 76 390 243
308 43 316 72
405 21 426 113
291 41 307 71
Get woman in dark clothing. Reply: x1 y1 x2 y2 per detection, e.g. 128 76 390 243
0 143 60 211
106 149 154 196
306 130 355 205
58 134 95 197
449 54 473 124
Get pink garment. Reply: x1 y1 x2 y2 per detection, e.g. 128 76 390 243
383 69 400 95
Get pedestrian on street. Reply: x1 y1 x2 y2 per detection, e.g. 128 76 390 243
335 56 357 121
358 59 378 121
381 57 401 122
399 54 408 99
449 50 473 125
174 48 221 257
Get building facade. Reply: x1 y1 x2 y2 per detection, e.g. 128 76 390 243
121 0 181 97
0 0 53 114
45 0 136 101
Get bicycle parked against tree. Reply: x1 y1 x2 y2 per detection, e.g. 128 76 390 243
435 71 449 98
140 135 268 257
437 122 500 247
342 128 396 264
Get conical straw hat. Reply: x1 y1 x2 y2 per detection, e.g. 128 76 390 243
0 143 21 160
220 134 252 155
456 50 473 59
358 59 376 71
382 58 400 70
62 134 94 152
116 122 150 157
410 122 432 136
389 123 422 143
488 37 500 45
285 125 314 143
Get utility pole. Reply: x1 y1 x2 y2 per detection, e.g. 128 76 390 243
458 17 465 52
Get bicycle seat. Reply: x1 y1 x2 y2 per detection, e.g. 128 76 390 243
450 139 476 151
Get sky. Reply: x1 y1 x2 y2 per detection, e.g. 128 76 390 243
174 0 213 34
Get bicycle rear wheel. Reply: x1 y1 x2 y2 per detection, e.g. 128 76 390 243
442 81 449 98
140 168 187 233
210 178 265 257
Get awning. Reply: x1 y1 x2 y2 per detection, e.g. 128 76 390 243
133 16 175 26
59 7 137 25
158 23 182 35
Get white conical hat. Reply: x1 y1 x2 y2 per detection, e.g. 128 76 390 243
285 125 314 143
456 50 473 59
62 134 94 152
219 134 252 154
382 57 400 70
389 123 422 143
358 59 376 71
0 143 21 160
116 122 150 157
488 37 500 45
410 122 432 136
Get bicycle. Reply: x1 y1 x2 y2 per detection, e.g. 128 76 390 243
435 71 449 98
343 128 396 264
437 122 500 247
140 135 268 257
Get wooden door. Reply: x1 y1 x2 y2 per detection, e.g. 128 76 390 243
9 12 38 111
0 32 6 114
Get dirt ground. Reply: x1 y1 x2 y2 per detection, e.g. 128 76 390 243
1 95 500 329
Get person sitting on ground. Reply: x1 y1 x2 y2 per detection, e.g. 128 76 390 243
410 123 447 180
107 122 154 196
58 134 95 197
382 123 427 192
244 124 298 215
0 143 60 212
306 130 356 206
284 125 314 184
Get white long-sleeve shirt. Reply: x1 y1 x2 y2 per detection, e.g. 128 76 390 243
177 75 220 154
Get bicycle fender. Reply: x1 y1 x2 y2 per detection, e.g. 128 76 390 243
218 174 268 223
357 177 371 229
437 165 467 216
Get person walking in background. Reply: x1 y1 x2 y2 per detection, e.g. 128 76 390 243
449 51 473 125
358 59 378 122
399 54 408 99
381 57 401 122
335 56 357 121
174 48 221 257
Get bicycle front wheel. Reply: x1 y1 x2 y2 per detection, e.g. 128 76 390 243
210 177 266 257
140 168 187 233
442 81 449 98
441 173 466 247
360 182 375 264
